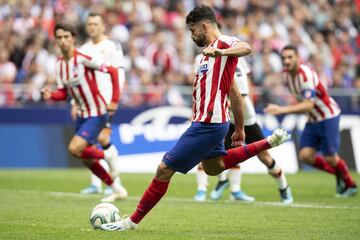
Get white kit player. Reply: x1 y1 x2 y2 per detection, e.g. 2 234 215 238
76 13 127 200
194 55 294 204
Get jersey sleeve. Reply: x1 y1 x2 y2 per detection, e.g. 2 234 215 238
55 61 65 89
226 36 241 48
109 42 125 68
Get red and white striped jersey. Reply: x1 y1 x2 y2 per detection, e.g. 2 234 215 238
283 64 340 122
193 35 240 123
55 50 110 118
80 38 125 104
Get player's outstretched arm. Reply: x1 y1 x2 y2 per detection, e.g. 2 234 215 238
228 80 245 147
264 99 314 115
41 87 67 101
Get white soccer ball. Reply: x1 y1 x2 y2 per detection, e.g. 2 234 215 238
89 203 121 229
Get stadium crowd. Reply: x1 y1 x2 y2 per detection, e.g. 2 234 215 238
0 0 359 111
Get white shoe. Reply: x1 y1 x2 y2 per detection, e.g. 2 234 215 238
104 145 120 176
101 186 128 203
100 217 137 231
267 128 291 147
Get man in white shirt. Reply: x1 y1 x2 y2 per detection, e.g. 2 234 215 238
76 13 127 202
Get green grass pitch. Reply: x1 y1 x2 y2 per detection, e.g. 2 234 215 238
0 169 359 240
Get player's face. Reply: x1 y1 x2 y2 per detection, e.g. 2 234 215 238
281 49 299 72
55 29 75 53
86 16 105 39
189 23 207 47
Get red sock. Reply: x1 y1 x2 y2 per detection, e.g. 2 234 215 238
130 178 170 224
88 159 113 185
223 139 271 169
80 146 104 159
334 159 356 188
313 156 336 174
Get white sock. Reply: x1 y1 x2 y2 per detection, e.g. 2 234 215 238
90 159 109 188
218 171 227 182
126 217 137 228
228 168 241 193
111 178 123 193
268 161 288 190
196 170 208 191
103 145 118 160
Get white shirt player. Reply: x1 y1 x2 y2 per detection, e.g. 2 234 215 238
80 38 125 104
234 57 257 126
194 53 257 126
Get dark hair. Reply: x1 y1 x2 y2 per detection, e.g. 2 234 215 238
88 12 104 20
282 45 298 54
186 5 217 26
53 22 77 37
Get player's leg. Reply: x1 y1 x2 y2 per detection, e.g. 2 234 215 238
208 123 232 201
319 116 357 197
210 123 253 201
70 116 126 202
100 122 231 231
68 135 114 187
97 125 128 200
194 163 208 202
245 123 292 203
210 170 229 200
79 151 106 195
202 128 291 176
227 166 255 202
299 122 337 174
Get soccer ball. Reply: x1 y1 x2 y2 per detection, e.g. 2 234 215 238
89 203 121 229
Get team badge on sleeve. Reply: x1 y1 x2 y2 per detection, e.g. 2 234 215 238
302 89 315 99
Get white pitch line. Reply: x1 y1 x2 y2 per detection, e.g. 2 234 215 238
1 189 358 210
48 191 360 210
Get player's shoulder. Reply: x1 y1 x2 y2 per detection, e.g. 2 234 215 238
75 49 92 60
217 35 240 47
100 38 117 49
298 64 315 82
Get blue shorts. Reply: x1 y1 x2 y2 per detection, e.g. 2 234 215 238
300 115 340 156
75 114 108 145
163 121 230 174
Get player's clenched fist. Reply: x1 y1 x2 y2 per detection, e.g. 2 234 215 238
107 102 118 116
41 87 52 100
202 46 224 57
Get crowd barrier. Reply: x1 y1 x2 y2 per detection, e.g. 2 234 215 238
0 105 359 173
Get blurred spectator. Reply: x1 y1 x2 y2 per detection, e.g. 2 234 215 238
0 0 358 113
0 47 17 106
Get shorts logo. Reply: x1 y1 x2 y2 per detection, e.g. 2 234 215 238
81 131 89 137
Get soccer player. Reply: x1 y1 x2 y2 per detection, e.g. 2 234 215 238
75 13 127 198
195 56 293 204
100 5 290 231
264 45 358 198
41 22 127 203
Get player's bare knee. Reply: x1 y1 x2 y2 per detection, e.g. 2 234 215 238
203 165 222 176
68 144 82 157
257 151 270 163
97 135 109 146
324 155 338 166
155 162 175 181
299 150 313 164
